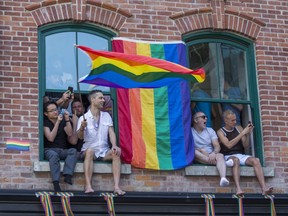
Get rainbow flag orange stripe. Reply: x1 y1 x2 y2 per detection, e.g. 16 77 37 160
6 139 30 151
77 45 205 88
113 38 196 170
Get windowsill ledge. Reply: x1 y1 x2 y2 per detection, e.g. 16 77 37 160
33 161 131 174
185 165 274 177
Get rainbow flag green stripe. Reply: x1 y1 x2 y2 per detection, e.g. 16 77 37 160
77 45 205 88
6 139 30 151
113 38 196 170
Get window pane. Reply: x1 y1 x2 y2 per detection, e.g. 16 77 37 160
45 32 110 92
221 44 247 100
45 32 75 90
189 42 248 101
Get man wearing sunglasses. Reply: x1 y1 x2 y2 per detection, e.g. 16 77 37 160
192 111 230 187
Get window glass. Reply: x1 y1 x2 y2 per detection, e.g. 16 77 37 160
45 32 110 92
189 43 247 101
45 32 75 90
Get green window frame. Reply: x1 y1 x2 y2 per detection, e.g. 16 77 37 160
183 31 265 164
38 23 116 160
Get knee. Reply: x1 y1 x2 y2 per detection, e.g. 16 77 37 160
68 148 77 154
45 150 59 160
232 157 240 166
84 149 95 160
216 153 224 160
251 157 261 167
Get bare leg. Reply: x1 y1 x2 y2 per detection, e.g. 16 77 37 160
103 150 125 195
231 157 244 196
245 157 273 195
216 153 230 187
112 153 125 195
215 153 226 178
83 149 95 193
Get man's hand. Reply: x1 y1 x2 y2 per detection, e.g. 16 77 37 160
112 146 121 157
80 120 87 130
208 152 217 165
61 91 71 102
57 114 63 122
242 122 254 135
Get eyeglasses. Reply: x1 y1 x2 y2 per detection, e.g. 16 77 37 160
47 108 58 113
196 115 207 119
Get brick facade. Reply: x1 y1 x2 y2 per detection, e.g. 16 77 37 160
0 0 287 194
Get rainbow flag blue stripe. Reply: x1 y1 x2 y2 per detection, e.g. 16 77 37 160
6 139 30 151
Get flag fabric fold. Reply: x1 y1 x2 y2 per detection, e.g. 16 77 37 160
112 38 197 170
77 45 205 88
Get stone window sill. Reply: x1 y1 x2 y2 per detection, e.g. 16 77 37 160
185 165 274 177
33 161 131 174
33 161 274 177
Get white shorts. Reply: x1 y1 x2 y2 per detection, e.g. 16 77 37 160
224 154 251 166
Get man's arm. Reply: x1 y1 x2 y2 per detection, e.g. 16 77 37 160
77 119 86 140
108 126 121 157
63 111 73 137
44 117 61 142
239 124 253 148
67 111 79 145
217 126 246 149
211 138 221 153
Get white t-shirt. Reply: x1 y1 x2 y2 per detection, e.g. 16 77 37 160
191 127 218 154
77 110 113 157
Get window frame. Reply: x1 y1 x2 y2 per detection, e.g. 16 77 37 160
38 22 117 160
183 31 265 164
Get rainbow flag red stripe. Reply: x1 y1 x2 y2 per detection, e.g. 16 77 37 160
6 139 30 151
113 38 196 170
77 45 204 88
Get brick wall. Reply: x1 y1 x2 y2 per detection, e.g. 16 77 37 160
0 0 287 194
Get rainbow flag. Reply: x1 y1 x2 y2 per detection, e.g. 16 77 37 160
112 38 197 170
6 139 30 151
77 45 204 88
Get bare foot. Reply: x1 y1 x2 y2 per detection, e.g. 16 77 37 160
114 188 126 196
262 186 273 196
85 186 95 193
236 190 244 197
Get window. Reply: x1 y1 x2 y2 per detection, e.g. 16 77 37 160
38 23 116 160
184 31 264 163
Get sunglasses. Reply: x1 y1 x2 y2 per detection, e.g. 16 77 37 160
196 115 207 119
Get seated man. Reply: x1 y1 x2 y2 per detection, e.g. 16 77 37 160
68 98 85 152
43 101 78 192
77 90 125 195
217 109 273 196
192 111 230 187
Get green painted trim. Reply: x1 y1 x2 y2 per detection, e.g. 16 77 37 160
38 22 117 161
183 30 264 164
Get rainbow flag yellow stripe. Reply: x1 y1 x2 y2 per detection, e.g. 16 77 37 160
6 139 30 151
77 45 205 88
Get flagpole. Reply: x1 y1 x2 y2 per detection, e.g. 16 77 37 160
74 44 86 121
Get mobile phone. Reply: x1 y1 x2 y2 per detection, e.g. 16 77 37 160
67 86 73 98
67 86 73 94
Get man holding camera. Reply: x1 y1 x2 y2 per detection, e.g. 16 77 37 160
43 101 78 192
217 109 273 196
